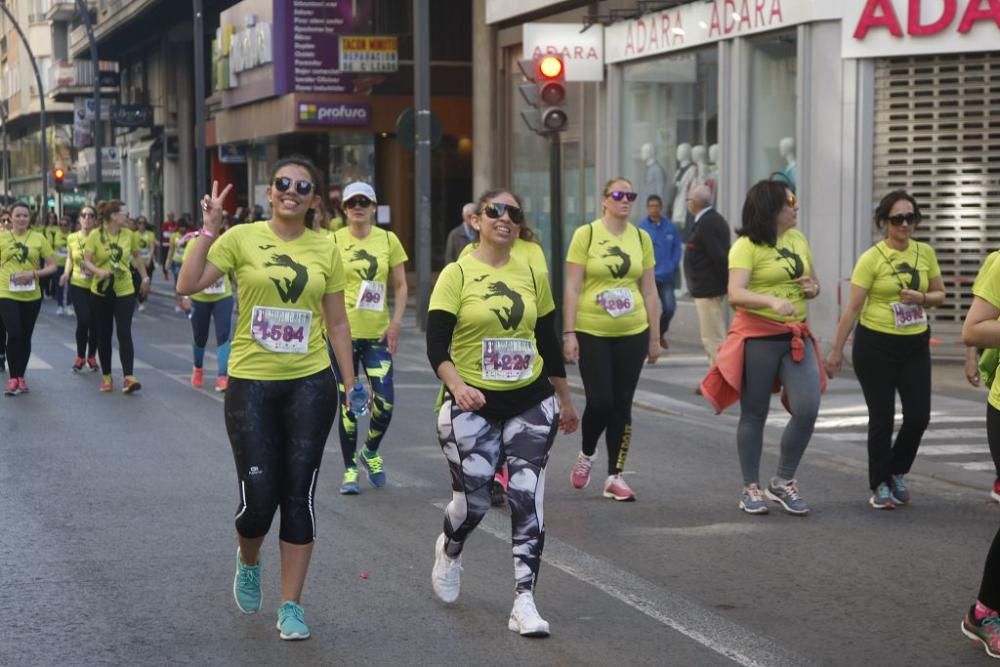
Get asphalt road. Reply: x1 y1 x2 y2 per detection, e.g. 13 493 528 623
2 290 997 666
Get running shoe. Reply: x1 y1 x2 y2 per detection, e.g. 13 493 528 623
962 606 1000 659
17 378 28 394
87 357 98 372
360 448 386 488
275 601 310 640
739 483 769 515
431 533 462 603
122 377 142 394
4 378 19 396
992 479 1000 504
100 375 113 392
72 357 85 372
602 474 636 501
571 452 594 489
339 467 360 495
490 479 508 507
869 482 896 510
889 474 910 505
765 479 810 515
56 306 64 316
191 367 204 388
66 305 74 316
508 592 551 637
138 303 146 313
233 548 261 614
215 376 229 393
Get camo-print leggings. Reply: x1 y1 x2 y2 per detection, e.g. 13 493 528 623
437 395 558 594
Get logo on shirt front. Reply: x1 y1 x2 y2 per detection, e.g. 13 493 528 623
895 262 921 290
600 242 632 279
109 243 124 267
775 247 804 279
348 247 379 281
482 281 524 330
264 253 309 303
11 241 29 263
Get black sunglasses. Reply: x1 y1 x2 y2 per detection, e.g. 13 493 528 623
888 213 919 226
608 191 638 202
273 177 314 196
344 196 372 209
481 202 524 224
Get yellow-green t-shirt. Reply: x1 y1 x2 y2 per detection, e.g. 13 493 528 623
135 230 156 262
972 256 1000 410
566 220 654 337
334 226 408 339
459 237 549 279
170 233 192 264
190 232 233 303
429 253 553 391
0 230 55 301
728 228 813 323
47 227 69 261
85 227 138 297
206 221 346 381
851 240 941 335
67 231 93 289
973 251 1000 292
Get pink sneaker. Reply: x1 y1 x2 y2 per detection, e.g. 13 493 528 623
4 378 18 396
570 453 593 489
992 479 1000 504
602 474 636 501
17 378 28 394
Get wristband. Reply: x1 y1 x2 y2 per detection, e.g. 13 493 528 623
562 331 576 336
200 229 216 239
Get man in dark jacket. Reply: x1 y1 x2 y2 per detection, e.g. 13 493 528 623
684 185 730 363
443 203 478 263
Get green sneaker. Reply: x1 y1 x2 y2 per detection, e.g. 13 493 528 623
360 448 386 488
233 548 261 614
340 467 360 495
276 600 310 640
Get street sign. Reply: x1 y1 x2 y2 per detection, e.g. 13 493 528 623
395 107 443 151
339 36 398 73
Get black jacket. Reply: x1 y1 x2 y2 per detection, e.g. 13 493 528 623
683 208 730 298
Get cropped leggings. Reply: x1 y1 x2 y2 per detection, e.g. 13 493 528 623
70 285 97 359
224 369 338 545
0 298 42 378
91 292 136 376
577 330 648 475
190 296 233 376
737 336 821 485
331 338 395 468
437 396 558 594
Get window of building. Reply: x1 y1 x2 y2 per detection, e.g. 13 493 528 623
747 31 798 189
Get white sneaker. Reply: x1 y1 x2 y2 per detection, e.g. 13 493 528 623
508 592 550 637
431 533 462 603
65 306 75 316
56 306 64 316
138 303 146 312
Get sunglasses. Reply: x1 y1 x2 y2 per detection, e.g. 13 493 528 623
481 202 524 224
607 191 638 202
888 212 919 226
786 194 798 208
273 177 314 196
80 212 96 218
344 196 372 209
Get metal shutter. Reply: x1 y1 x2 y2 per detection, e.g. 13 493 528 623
873 53 1000 356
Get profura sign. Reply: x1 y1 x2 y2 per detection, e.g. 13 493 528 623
843 0 1000 58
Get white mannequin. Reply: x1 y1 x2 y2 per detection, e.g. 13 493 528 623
779 136 797 189
672 143 695 223
691 144 708 183
639 142 666 210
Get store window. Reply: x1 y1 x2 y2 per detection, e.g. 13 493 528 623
747 31 797 189
328 133 375 189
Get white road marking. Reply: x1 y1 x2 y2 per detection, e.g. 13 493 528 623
795 414 981 430
625 522 766 537
953 461 996 472
26 355 53 370
59 343 152 369
918 444 991 456
821 428 987 443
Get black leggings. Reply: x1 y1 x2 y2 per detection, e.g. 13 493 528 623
91 292 136 376
577 329 649 475
224 369 338 545
0 298 42 378
978 405 1000 608
70 285 98 359
852 324 931 490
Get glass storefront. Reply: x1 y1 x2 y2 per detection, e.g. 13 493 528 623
621 46 719 233
747 31 798 188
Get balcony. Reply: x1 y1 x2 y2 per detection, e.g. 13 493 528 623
45 0 97 23
70 0 158 59
48 59 120 103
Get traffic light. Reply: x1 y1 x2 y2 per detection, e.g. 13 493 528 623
53 167 65 193
517 54 568 135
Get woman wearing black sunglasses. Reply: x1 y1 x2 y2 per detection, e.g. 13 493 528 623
177 156 358 642
825 190 944 509
563 177 661 502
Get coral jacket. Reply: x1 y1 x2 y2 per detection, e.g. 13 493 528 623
700 310 827 414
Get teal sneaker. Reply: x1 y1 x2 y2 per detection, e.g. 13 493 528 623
360 448 386 488
276 601 310 640
340 467 360 495
233 549 261 614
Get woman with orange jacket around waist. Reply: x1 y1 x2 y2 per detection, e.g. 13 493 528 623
701 179 824 517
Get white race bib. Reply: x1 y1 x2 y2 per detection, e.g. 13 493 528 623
481 338 535 382
8 276 35 292
138 249 151 259
356 280 386 312
597 288 635 318
58 248 69 258
251 306 311 354
891 302 927 329
203 277 226 295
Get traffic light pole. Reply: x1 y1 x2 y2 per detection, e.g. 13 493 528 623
549 131 564 329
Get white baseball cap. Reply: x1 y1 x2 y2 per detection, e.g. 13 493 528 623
342 182 377 203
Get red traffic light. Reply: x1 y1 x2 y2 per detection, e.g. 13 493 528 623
538 55 563 79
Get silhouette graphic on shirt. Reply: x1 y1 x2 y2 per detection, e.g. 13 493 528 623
350 247 379 281
776 247 804 280
601 245 632 279
109 243 124 272
264 254 309 303
11 242 29 263
258 244 277 251
483 281 524 330
896 262 921 290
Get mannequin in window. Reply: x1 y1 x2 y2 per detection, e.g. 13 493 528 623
779 137 797 190
639 142 666 210
671 142 695 224
706 144 720 203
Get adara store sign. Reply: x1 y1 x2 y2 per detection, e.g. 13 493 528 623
843 0 1000 58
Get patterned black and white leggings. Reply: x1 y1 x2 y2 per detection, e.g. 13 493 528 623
437 395 558 594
